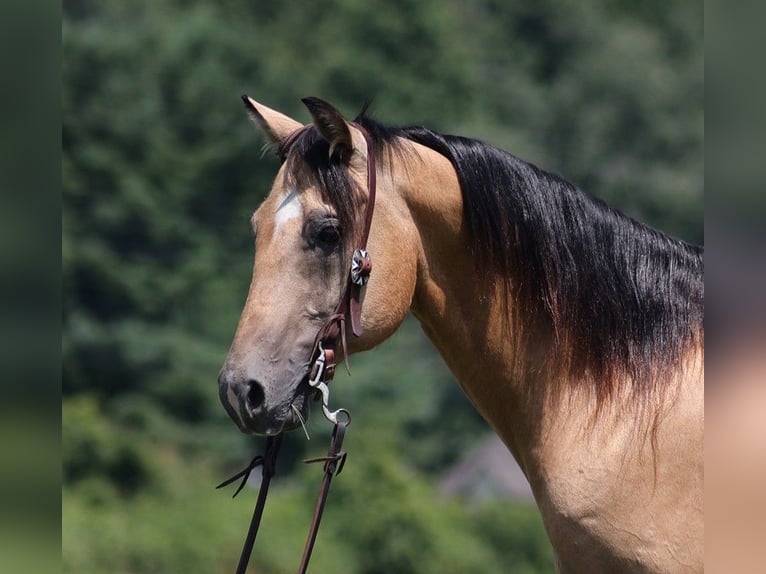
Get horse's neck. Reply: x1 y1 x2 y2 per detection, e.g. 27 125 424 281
401 142 698 470
402 144 704 571
403 144 548 464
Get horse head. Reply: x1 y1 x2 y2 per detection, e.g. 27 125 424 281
218 97 418 435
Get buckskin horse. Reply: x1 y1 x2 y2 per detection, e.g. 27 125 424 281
218 96 704 573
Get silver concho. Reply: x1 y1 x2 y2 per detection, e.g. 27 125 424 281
350 248 372 286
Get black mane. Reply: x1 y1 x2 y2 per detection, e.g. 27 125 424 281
284 113 704 400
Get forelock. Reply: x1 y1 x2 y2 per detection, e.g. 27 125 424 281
280 126 365 245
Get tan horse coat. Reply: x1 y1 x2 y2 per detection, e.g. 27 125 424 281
220 98 704 573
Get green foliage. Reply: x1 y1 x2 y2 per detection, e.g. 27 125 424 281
470 502 555 573
63 394 153 496
63 455 256 574
63 0 702 571
63 422 551 574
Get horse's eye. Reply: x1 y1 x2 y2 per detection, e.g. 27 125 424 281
316 223 342 246
303 214 343 252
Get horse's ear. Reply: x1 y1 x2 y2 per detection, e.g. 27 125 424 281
241 95 302 148
301 97 354 160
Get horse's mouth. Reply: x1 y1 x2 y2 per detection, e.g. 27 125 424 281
226 379 313 436
282 386 312 433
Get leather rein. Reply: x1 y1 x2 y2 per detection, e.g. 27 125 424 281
217 124 377 574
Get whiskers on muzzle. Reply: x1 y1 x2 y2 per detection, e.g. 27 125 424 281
291 403 311 441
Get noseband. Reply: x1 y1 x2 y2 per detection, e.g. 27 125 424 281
218 124 377 574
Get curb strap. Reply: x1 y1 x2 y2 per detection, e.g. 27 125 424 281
297 419 349 574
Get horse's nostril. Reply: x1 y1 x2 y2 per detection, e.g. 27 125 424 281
246 380 266 411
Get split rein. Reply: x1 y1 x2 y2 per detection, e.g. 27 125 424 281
216 125 377 574
216 419 348 574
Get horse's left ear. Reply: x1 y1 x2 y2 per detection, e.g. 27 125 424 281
302 97 357 160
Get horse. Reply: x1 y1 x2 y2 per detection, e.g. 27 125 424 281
218 96 704 573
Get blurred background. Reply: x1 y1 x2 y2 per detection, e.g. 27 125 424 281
62 1 703 572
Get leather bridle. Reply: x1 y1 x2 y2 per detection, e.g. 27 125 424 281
305 122 377 418
218 124 377 574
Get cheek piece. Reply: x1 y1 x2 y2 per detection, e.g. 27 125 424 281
218 123 377 574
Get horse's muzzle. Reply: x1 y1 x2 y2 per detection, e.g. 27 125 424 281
218 370 309 435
